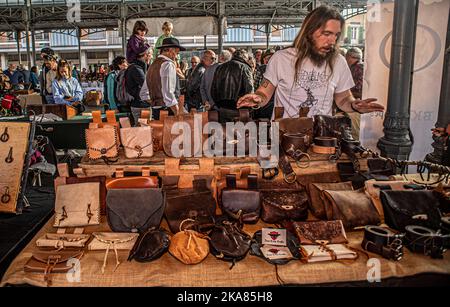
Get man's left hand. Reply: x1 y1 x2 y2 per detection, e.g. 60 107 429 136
352 98 385 113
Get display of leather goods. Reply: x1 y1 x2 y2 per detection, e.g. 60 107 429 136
54 182 101 227
276 106 313 139
120 126 153 158
24 249 84 286
308 181 353 219
299 243 357 263
88 232 139 273
128 228 171 262
36 233 91 250
281 132 311 168
404 225 447 259
250 229 301 265
364 180 418 223
165 178 216 234
260 189 308 224
293 220 348 245
169 229 210 265
322 189 381 230
361 225 404 261
380 190 442 232
163 113 206 157
106 188 165 233
164 158 214 189
209 218 252 268
85 126 119 163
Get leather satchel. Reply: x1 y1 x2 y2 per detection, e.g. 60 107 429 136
128 228 171 262
221 190 261 224
293 220 348 245
308 182 353 219
36 233 91 249
169 230 210 265
54 182 101 227
120 126 153 158
106 188 165 233
209 218 252 265
322 189 381 230
380 190 443 231
260 189 309 224
85 126 119 161
165 178 216 234
24 249 84 286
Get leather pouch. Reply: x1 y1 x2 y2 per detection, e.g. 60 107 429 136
308 182 353 219
293 220 348 245
138 110 168 152
85 126 119 161
260 189 308 224
169 230 210 264
36 233 90 249
128 228 170 262
120 126 153 158
221 190 261 224
54 182 100 227
106 188 165 233
322 189 381 230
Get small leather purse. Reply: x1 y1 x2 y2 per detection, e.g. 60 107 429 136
169 229 210 265
308 181 353 219
54 182 101 227
293 220 348 245
128 228 171 262
120 126 153 158
36 233 91 249
85 126 119 162
260 189 309 224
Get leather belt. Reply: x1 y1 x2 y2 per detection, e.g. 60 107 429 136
311 144 336 155
314 137 338 147
405 225 448 259
362 225 404 261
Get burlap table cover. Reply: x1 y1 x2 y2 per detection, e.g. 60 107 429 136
1 216 449 287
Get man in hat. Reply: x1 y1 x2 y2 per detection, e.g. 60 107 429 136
39 47 55 103
146 37 186 119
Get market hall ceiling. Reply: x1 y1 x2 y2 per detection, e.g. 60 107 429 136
0 0 369 31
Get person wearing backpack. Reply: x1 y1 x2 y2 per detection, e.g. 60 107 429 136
126 46 153 125
104 56 128 110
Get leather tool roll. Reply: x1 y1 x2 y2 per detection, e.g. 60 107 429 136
314 137 338 147
362 225 404 261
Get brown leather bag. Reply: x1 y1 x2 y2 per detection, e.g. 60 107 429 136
120 126 153 158
308 182 353 219
260 189 309 224
293 220 348 245
85 126 119 161
105 168 158 190
24 249 84 286
169 230 210 264
275 106 313 139
138 110 168 152
322 189 381 230
164 158 214 189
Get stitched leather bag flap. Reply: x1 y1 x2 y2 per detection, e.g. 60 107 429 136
85 126 119 160
120 126 153 158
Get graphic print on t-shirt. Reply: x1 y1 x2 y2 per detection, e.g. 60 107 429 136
296 69 329 109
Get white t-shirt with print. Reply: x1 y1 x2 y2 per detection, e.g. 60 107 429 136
264 47 355 118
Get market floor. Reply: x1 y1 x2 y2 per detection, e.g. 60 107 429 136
0 186 55 280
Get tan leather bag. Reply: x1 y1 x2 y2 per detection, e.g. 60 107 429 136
54 182 101 227
120 126 153 158
141 110 168 152
105 168 159 189
308 182 353 219
85 126 119 161
36 233 91 249
169 230 209 264
322 189 381 230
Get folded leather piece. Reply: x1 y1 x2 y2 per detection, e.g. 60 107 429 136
36 233 91 249
300 244 357 263
106 176 159 189
250 229 301 265
106 188 165 233
120 126 153 158
54 182 101 227
128 228 170 262
169 230 210 265
24 249 84 286
260 190 308 224
85 126 119 161
380 190 442 231
293 220 348 245
322 189 381 230
308 182 353 219
88 232 139 251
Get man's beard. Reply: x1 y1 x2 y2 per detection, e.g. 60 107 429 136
309 46 335 66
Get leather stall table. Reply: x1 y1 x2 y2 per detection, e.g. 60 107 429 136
1 217 449 287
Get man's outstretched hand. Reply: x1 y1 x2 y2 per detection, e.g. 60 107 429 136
352 98 385 114
237 94 262 108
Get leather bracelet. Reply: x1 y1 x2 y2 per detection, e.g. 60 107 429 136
362 225 404 261
311 144 336 155
314 137 338 147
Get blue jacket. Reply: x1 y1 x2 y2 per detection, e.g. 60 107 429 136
52 77 83 105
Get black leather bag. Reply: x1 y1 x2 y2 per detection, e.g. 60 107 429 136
250 229 301 265
209 218 251 266
380 190 442 231
128 228 170 262
106 188 165 233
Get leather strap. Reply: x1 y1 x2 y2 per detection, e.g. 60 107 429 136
361 226 404 261
224 173 257 190
239 109 251 123
314 137 338 147
141 110 151 120
278 150 296 184
160 110 169 121
106 110 117 124
405 225 446 259
312 144 336 155
92 110 102 125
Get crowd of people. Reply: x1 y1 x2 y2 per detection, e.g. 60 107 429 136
1 5 380 139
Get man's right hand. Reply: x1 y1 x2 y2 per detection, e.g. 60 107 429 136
237 94 262 108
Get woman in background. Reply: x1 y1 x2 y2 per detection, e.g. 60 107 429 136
52 60 83 111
